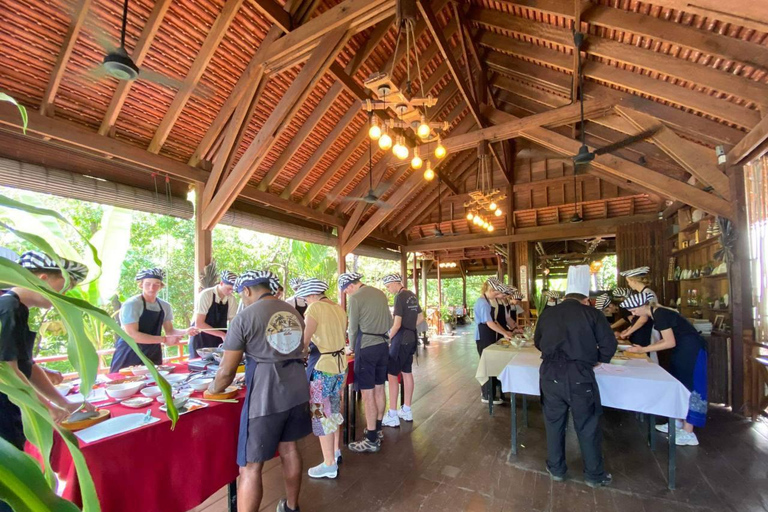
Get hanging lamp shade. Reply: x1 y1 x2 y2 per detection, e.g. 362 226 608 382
378 130 392 150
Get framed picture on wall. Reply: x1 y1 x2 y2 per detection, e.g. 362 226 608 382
713 315 725 331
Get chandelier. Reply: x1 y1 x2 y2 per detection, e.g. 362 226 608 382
363 0 448 176
439 262 458 268
465 141 505 233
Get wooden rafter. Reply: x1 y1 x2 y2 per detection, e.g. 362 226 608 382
486 108 733 218
40 0 93 117
201 26 352 229
252 0 292 31
728 114 768 166
475 30 761 130
98 0 173 135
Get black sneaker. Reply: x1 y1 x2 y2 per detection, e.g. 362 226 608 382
348 438 381 453
364 428 384 440
547 468 566 482
585 474 612 488
276 498 300 512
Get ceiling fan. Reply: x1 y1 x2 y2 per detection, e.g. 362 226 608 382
566 31 661 222
423 175 461 238
79 0 209 93
339 129 394 209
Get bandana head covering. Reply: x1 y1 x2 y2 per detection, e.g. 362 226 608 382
338 272 363 291
220 270 237 285
594 293 612 310
381 273 402 286
18 251 88 284
486 277 506 292
235 270 279 294
620 266 650 278
289 277 304 291
135 267 165 282
612 287 632 299
619 291 654 309
295 278 329 297
544 290 562 299
506 288 523 300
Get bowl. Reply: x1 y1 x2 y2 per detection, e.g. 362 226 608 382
189 378 213 392
156 391 191 409
164 374 188 386
196 347 222 361
610 357 628 366
140 386 162 398
617 344 632 352
130 366 151 376
156 364 175 373
144 370 170 383
106 381 145 399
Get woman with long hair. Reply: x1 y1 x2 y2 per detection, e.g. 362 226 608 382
474 278 516 404
620 292 707 446
618 267 657 346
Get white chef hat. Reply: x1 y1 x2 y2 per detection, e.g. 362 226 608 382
565 265 591 297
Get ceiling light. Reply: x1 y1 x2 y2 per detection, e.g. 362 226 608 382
378 130 392 151
488 225 495 232
434 136 446 159
489 202 497 211
417 116 431 139
369 117 381 140
466 212 474 221
494 209 502 217
393 137 408 160
411 147 423 169
423 161 435 181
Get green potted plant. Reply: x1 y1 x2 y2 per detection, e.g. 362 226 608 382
440 306 456 334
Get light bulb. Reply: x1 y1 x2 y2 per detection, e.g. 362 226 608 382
473 217 481 225
423 163 435 181
411 147 423 169
489 202 497 211
495 209 502 217
488 225 494 232
434 137 447 159
466 212 474 221
368 120 381 140
393 137 408 160
417 117 431 139
378 131 392 150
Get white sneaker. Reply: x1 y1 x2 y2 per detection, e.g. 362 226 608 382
675 431 699 446
382 411 400 427
308 462 338 479
655 423 669 433
481 395 489 404
398 407 413 422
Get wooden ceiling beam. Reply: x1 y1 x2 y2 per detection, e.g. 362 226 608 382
483 47 745 147
340 155 396 242
728 114 768 166
0 102 207 183
406 213 658 251
98 0 174 135
238 185 342 227
40 0 93 117
202 26 352 229
475 28 760 130
148 0 247 154
486 108 733 218
418 0 509 181
616 106 731 200
252 0 293 31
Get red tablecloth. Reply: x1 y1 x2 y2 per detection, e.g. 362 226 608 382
32 363 244 512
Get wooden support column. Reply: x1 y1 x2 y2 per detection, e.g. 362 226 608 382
194 183 212 295
338 227 347 310
726 163 753 415
400 248 408 285
459 260 467 307
413 253 419 301
506 242 513 286
436 257 443 335
422 260 433 312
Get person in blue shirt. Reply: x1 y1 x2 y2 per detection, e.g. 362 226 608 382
474 278 517 404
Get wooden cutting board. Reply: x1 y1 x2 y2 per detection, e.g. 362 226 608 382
61 410 111 431
203 386 238 400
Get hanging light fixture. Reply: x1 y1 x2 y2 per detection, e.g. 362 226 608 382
411 147 423 169
494 209 502 217
393 136 409 160
464 141 506 219
488 224 495 232
434 135 446 159
466 211 474 221
423 161 435 181
489 202 497 211
368 116 382 140
378 127 392 151
417 116 431 139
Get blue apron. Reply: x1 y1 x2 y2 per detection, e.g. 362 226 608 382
110 296 165 372
353 329 388 392
236 355 257 467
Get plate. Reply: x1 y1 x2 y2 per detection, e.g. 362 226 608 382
204 386 238 400
121 397 153 408
617 344 632 352
157 364 175 373
61 409 111 431
159 398 208 415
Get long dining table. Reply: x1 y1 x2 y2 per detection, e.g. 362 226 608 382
498 347 691 489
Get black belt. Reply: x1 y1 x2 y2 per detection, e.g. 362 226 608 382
319 348 346 372
361 331 389 340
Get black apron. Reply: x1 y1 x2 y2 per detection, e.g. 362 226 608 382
237 353 257 467
295 299 308 318
0 328 36 451
306 342 345 380
110 296 165 372
353 329 389 392
390 289 418 361
540 350 602 416
189 292 229 357
477 295 505 352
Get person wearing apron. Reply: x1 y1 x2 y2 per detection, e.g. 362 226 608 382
0 251 91 512
285 277 309 318
340 272 393 454
381 273 423 428
474 278 517 405
622 292 708 447
619 266 658 342
208 270 310 512
503 287 525 333
188 270 239 358
535 265 616 488
110 268 197 373
295 278 348 479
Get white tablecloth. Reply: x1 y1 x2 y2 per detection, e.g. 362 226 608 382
475 344 524 385
498 348 691 419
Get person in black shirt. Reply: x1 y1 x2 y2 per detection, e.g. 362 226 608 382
534 266 616 487
621 292 707 447
381 273 423 428
0 252 92 455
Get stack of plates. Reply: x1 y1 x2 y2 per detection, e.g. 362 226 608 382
691 319 713 335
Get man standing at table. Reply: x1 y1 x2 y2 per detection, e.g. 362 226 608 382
534 265 616 488
381 273 423 428
209 270 310 512
189 270 239 358
341 272 392 453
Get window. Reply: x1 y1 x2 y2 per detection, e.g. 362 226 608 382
744 155 768 343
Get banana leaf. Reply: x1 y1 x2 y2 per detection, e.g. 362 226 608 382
0 92 28 134
84 206 132 300
0 436 79 512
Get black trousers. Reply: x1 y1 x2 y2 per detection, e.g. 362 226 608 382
476 341 500 399
540 377 606 481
